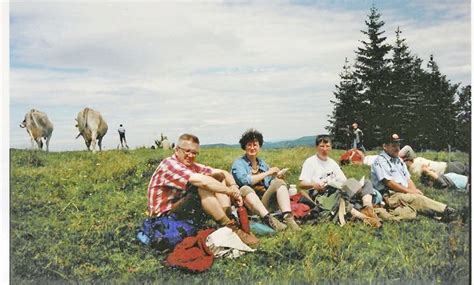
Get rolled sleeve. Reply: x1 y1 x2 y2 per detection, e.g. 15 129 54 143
231 159 252 187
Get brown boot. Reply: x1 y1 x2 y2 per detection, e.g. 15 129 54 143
362 216 382 228
361 206 381 222
264 214 287 232
226 221 260 248
284 214 302 231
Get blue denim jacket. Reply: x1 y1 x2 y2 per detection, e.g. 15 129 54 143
231 155 272 189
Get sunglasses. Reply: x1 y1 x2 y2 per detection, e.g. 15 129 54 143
178 146 199 156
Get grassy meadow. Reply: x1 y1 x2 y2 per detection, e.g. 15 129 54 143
10 147 470 284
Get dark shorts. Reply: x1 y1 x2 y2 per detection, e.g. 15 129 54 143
168 187 205 221
434 174 456 189
446 161 469 176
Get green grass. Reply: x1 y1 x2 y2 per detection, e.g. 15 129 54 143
10 147 470 284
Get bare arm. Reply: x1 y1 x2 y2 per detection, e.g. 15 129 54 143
250 167 280 185
298 180 325 192
189 173 239 196
421 164 439 180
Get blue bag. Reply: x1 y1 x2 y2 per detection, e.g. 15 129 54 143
249 221 275 236
137 214 197 249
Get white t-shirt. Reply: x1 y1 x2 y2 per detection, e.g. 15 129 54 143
299 155 347 185
410 157 447 176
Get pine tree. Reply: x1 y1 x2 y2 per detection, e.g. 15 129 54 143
454 85 471 151
327 58 361 149
418 55 459 150
389 27 424 145
353 5 392 148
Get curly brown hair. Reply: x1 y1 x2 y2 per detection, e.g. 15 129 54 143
239 129 264 150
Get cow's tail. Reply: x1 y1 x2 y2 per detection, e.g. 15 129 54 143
83 107 90 129
30 110 40 130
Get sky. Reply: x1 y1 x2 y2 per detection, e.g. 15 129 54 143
8 0 471 151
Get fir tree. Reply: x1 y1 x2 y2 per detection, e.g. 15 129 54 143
454 85 471 151
418 55 459 150
353 5 392 148
327 58 361 149
389 27 424 145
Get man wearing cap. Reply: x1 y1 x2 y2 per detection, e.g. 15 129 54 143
370 133 457 222
352 122 366 152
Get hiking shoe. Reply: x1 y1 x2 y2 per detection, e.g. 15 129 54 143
441 206 457 223
363 216 382 229
264 215 287 231
226 222 260 248
361 206 381 222
284 215 302 231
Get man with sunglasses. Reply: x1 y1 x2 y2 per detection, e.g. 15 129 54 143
371 133 457 222
146 133 259 247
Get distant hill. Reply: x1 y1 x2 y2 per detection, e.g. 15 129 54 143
202 136 316 149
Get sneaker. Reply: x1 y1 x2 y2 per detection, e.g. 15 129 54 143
284 214 302 231
441 206 457 223
361 206 381 222
362 216 382 229
226 222 260 248
264 215 287 231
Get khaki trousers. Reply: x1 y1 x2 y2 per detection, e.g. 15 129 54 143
386 192 446 215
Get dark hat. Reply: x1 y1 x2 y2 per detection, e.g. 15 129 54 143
384 133 402 144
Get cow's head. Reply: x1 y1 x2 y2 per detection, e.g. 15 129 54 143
20 118 26 128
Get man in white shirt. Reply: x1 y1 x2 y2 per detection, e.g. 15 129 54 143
118 124 129 149
299 134 381 228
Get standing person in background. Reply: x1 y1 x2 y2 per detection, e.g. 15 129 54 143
118 124 129 149
352 122 366 152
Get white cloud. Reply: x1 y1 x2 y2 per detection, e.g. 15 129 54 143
9 1 471 151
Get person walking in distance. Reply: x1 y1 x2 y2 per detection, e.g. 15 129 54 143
118 124 129 149
352 122 366 152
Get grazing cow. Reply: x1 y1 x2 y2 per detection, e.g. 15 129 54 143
20 109 54 151
75 107 108 153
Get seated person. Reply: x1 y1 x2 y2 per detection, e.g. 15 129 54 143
371 134 457 222
399 145 468 176
363 155 378 167
147 133 259 247
231 129 301 231
420 164 468 191
298 134 382 228
339 148 364 166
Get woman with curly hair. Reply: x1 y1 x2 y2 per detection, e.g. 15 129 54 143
231 129 301 231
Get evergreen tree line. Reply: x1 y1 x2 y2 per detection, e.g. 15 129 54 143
327 6 471 152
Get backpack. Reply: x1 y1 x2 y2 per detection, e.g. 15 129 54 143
137 214 197 250
314 187 346 224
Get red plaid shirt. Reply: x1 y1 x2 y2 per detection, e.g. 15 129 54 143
147 154 213 217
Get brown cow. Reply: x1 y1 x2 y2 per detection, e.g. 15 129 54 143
75 107 108 153
20 109 54 151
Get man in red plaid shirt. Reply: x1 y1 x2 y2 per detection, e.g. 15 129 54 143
147 133 259 247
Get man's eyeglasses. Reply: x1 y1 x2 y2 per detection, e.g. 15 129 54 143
178 147 199 156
